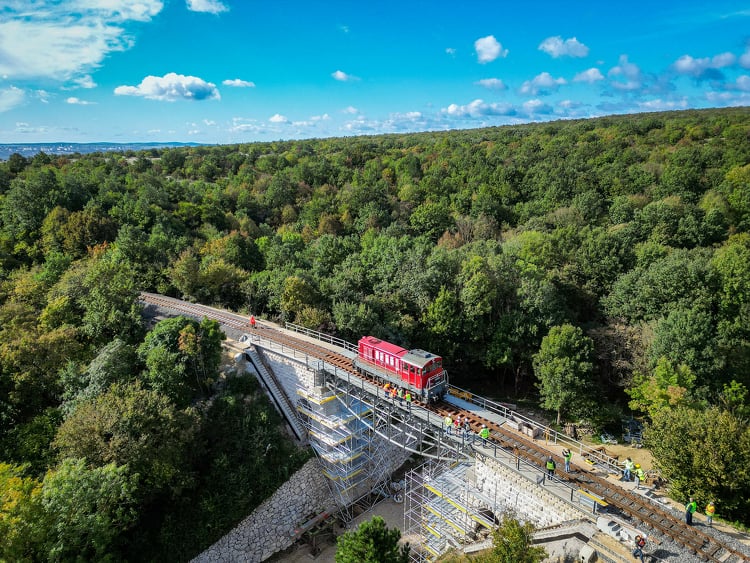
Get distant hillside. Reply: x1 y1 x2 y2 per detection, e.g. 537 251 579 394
0 141 201 160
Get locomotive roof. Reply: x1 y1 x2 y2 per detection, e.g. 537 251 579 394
402 348 441 368
358 336 407 356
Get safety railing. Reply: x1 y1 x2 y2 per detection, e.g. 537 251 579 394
448 384 623 476
284 322 358 353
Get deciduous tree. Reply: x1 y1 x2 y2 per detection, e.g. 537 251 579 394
533 324 594 424
335 516 409 563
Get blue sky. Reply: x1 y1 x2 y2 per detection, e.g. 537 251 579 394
2 0 750 144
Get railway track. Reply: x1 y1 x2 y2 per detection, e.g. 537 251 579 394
139 292 749 563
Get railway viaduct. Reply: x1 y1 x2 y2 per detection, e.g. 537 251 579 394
141 293 750 563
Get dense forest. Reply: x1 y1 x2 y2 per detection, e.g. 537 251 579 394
2 108 750 559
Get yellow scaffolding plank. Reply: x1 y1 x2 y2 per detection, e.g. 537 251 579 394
424 504 465 536
296 389 340 405
424 484 493 529
424 522 442 539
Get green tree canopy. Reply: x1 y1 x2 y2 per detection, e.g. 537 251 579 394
335 515 410 563
137 316 224 407
476 515 547 563
41 458 139 562
533 324 594 424
53 381 199 497
645 405 750 523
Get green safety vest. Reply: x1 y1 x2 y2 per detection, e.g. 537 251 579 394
405 393 412 402
564 450 572 461
480 428 489 438
546 459 555 470
687 501 697 514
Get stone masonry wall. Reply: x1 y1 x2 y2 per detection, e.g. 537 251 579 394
473 457 582 527
191 457 336 563
261 350 314 400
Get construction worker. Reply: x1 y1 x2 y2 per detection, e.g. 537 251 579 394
453 416 460 433
705 500 715 527
545 456 556 480
397 387 404 406
390 386 398 403
623 457 634 481
479 425 490 446
562 448 572 472
685 497 697 525
463 417 471 437
634 465 646 490
632 534 647 563
405 391 412 413
444 415 452 435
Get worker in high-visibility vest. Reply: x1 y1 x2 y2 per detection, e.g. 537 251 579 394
545 456 556 480
479 425 490 446
444 415 452 435
405 392 412 413
705 501 715 527
623 457 634 481
634 465 646 490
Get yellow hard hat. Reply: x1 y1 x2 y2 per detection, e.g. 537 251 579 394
635 463 641 468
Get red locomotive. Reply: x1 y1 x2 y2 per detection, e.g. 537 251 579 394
353 336 448 403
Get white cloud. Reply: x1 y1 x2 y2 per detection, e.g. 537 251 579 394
706 90 750 106
66 96 95 105
35 90 51 104
475 35 508 64
608 55 643 91
741 47 750 69
637 98 689 110
446 47 456 56
73 75 97 89
343 106 359 114
186 0 228 14
332 70 358 81
14 122 50 134
222 78 255 88
114 72 220 101
539 36 589 58
442 98 515 118
0 1 164 82
269 113 288 123
475 78 506 90
519 72 566 95
724 75 750 92
339 25 349 34
230 117 262 133
673 52 735 80
558 99 581 109
573 68 604 83
203 119 216 126
0 86 25 112
310 113 330 121
523 99 553 114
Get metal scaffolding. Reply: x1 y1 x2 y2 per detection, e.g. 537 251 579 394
404 460 508 562
296 381 403 523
